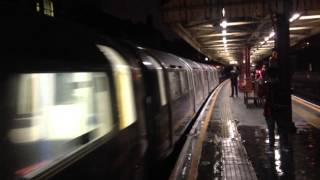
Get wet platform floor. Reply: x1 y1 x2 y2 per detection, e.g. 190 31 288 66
198 81 320 180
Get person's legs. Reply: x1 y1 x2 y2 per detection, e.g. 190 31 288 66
275 112 290 150
234 81 238 96
265 117 275 149
230 81 234 97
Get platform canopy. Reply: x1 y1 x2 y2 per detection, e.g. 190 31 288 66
162 0 320 64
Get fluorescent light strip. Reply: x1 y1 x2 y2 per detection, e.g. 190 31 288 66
203 38 246 43
227 21 256 26
299 15 320 20
199 32 249 37
289 13 300 22
207 44 241 47
289 26 312 31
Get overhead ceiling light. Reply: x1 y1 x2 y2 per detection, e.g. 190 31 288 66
222 8 225 17
200 24 214 28
289 26 312 31
220 20 227 28
269 31 275 38
142 61 152 66
230 60 238 65
226 21 256 26
209 44 241 47
205 57 209 61
264 36 270 41
289 13 300 22
258 48 273 50
299 15 320 20
202 38 245 43
223 37 227 43
222 30 227 36
199 32 249 37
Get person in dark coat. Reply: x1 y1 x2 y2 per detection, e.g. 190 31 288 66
230 66 239 97
264 49 290 152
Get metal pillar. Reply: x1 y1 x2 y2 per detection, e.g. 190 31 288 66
245 46 250 79
275 0 294 127
240 46 251 91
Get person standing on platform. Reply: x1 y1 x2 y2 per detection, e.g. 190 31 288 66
264 49 290 152
230 66 239 97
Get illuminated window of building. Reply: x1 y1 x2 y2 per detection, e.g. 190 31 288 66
36 2 40 12
43 0 54 17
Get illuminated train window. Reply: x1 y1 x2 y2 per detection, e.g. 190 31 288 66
179 71 189 95
8 72 114 178
168 70 182 101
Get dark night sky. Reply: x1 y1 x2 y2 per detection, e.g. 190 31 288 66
102 0 156 23
101 0 176 39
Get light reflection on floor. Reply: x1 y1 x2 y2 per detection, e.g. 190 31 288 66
238 125 320 180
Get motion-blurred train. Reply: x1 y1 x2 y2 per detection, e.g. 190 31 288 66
0 15 220 180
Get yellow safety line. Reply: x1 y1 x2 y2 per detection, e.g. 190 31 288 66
187 80 228 180
293 105 320 129
292 95 320 112
291 95 320 129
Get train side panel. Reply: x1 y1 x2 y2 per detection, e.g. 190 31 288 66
145 50 195 143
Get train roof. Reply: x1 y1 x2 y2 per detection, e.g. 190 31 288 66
144 49 191 70
180 58 203 70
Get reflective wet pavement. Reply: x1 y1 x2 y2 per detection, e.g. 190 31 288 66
238 125 320 180
198 82 257 180
230 87 320 180
198 81 320 180
169 81 227 180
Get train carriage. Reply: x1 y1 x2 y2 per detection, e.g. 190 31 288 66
144 50 195 144
0 15 220 180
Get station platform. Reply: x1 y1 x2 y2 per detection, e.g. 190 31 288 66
170 80 320 180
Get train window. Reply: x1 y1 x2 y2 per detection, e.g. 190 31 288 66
179 71 189 94
208 71 212 85
8 72 114 178
168 70 182 100
193 71 199 89
97 45 137 129
142 54 167 106
196 71 202 88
